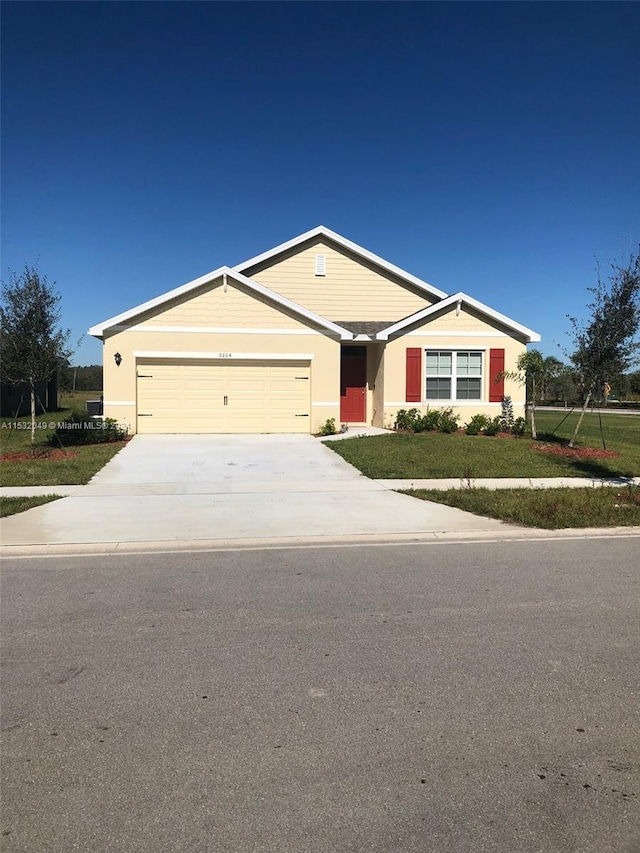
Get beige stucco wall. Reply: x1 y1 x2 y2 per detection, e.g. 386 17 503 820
246 239 436 321
101 290 342 435
381 304 528 428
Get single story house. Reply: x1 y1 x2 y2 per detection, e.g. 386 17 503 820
89 226 540 435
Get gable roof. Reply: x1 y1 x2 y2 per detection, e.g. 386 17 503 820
88 266 353 340
233 225 448 301
376 292 541 343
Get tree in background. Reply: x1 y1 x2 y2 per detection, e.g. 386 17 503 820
539 355 564 401
568 249 640 446
547 363 581 407
628 371 640 399
58 363 103 392
499 348 545 439
0 264 72 446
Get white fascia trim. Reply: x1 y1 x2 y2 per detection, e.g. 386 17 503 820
89 266 353 341
111 325 322 336
88 265 229 338
133 351 315 360
103 400 136 406
233 225 448 300
377 292 541 342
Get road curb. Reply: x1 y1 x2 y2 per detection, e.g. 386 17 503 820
2 525 639 559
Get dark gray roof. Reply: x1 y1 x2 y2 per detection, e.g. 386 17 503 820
332 321 393 335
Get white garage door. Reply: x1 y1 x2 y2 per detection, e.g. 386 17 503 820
137 359 311 434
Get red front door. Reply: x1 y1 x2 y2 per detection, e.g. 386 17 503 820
340 346 367 422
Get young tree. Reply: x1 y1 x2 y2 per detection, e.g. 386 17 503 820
0 264 72 446
499 348 545 439
568 249 640 446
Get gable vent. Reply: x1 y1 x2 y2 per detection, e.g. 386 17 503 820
314 254 326 276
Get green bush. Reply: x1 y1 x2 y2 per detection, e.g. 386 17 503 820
318 417 337 436
420 409 443 431
48 415 128 447
483 416 502 436
512 417 527 437
396 407 460 434
395 409 420 432
465 413 489 436
438 407 460 433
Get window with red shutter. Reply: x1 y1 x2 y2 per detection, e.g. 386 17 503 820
405 348 422 402
489 349 505 402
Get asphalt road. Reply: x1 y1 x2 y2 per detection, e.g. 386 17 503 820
2 537 639 853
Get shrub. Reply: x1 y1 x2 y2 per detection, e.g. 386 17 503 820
438 407 460 433
426 409 444 431
465 413 489 436
318 417 337 436
395 407 459 433
48 415 128 446
500 396 515 433
512 416 527 437
483 416 502 436
395 408 419 431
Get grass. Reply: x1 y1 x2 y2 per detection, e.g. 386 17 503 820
326 410 640 480
0 495 63 517
0 391 125 487
403 485 640 529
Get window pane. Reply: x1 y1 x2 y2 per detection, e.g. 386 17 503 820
457 351 482 376
438 352 452 375
426 352 452 377
426 378 451 399
457 378 482 399
425 352 439 372
468 352 482 375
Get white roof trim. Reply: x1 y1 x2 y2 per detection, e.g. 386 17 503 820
233 225 448 300
88 266 353 340
376 292 541 342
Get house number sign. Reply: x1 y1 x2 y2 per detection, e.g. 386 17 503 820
218 352 233 358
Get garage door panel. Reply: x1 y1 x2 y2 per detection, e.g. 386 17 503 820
137 360 311 434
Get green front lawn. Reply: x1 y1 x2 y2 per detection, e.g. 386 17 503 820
1 394 125 487
405 485 640 529
0 495 63 517
325 411 640 480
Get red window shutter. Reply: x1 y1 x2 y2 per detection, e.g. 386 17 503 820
489 348 505 402
406 348 422 402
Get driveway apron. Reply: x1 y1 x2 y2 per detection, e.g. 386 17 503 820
1 435 506 545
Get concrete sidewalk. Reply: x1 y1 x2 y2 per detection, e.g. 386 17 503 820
376 476 640 491
0 434 507 547
3 434 638 549
3 475 639 499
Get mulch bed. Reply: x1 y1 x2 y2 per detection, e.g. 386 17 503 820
531 443 620 459
0 449 79 462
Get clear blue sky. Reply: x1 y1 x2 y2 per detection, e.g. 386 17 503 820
2 1 639 365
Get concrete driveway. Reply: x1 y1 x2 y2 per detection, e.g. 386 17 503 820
1 435 506 547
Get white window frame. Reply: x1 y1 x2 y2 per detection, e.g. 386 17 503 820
424 349 484 402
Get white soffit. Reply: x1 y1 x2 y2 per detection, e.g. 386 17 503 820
376 292 541 342
233 226 448 300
